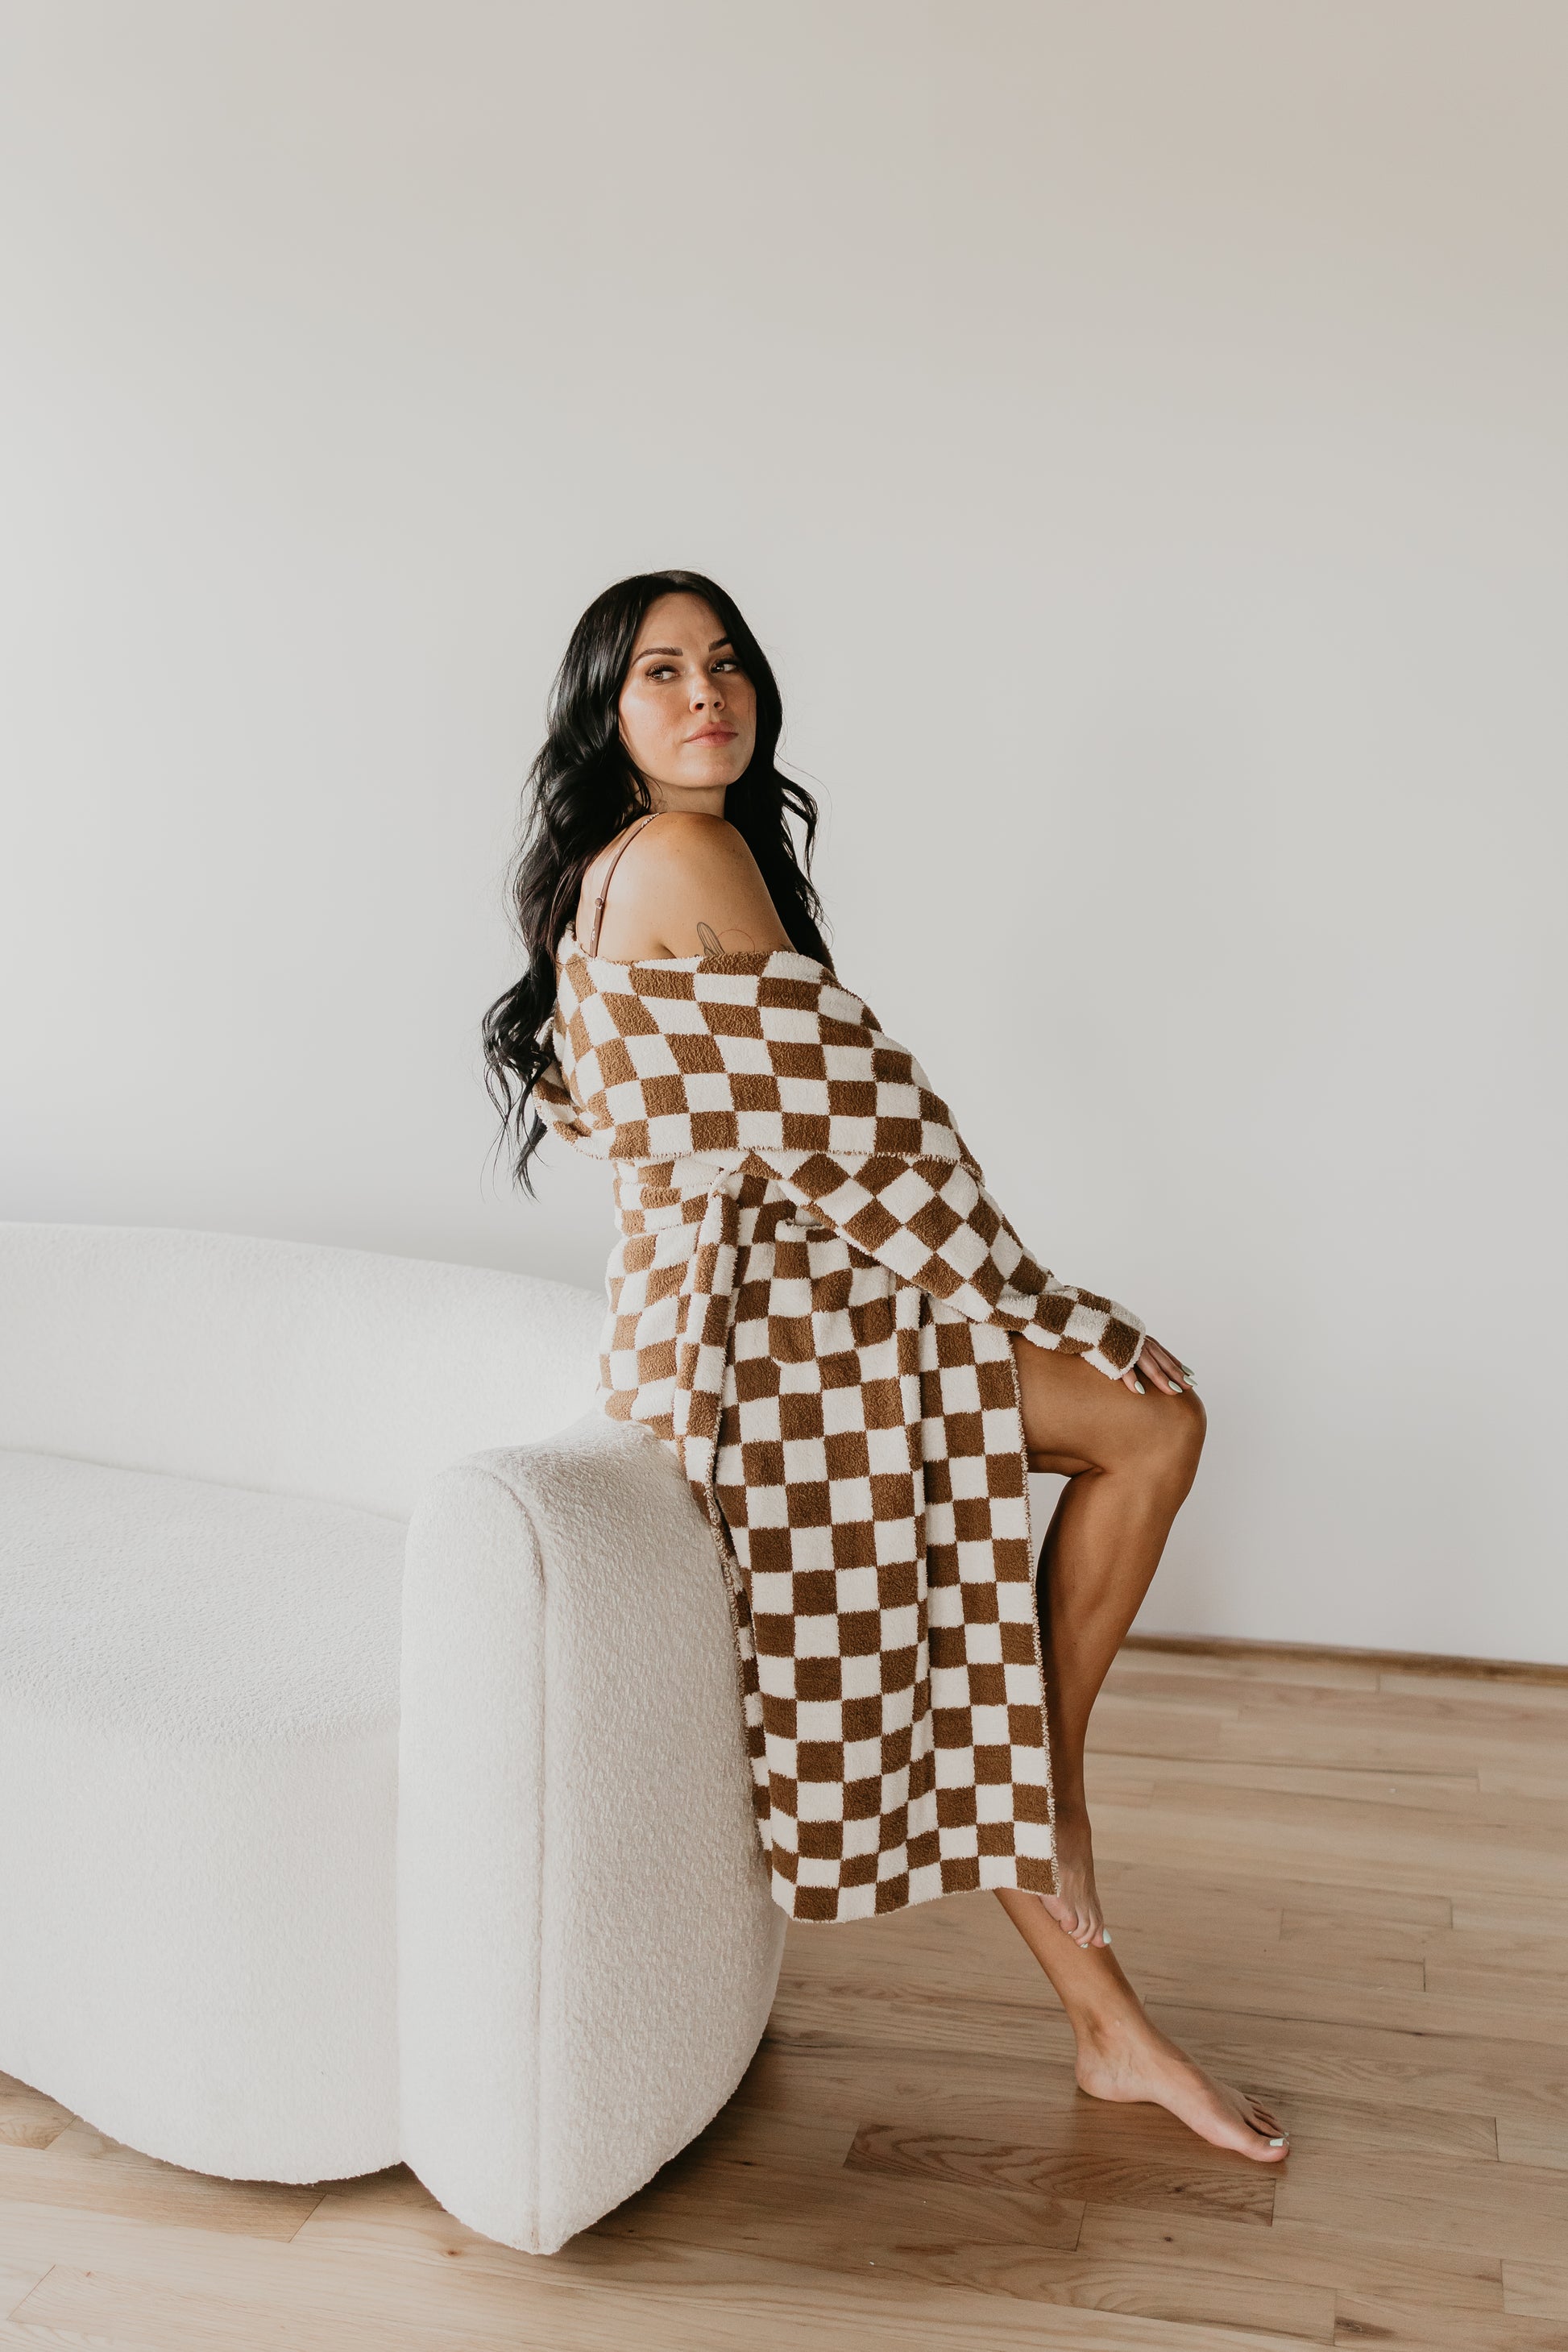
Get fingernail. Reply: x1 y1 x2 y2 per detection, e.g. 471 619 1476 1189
1180 1363 1195 1376
1134 1380 1146 1395
1169 1380 1184 1392
1102 1931 1113 1945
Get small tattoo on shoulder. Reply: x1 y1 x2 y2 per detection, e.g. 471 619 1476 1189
696 922 724 956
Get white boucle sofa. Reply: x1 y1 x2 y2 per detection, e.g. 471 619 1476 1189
0 1221 785 2254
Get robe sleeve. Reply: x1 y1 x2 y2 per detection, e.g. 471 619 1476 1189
736 1143 1146 1382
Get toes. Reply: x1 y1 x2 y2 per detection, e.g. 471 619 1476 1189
1040 1890 1110 1954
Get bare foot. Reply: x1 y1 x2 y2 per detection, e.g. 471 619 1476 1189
1037 1799 1107 1949
1075 2010 1290 2163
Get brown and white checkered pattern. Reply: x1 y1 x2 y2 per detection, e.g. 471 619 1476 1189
536 933 1145 1923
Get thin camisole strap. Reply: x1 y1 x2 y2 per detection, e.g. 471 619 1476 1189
586 811 658 956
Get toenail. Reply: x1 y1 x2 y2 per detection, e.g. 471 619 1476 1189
1267 2136 1287 2147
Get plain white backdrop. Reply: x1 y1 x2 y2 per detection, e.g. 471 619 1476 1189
2 2 1565 1661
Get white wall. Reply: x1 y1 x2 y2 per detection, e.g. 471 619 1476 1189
3 1 1565 1662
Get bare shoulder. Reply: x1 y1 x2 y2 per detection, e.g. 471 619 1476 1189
635 808 751 873
589 811 790 960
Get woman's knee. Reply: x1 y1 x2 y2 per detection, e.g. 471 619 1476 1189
1012 1336 1206 1488
1143 1387 1206 1490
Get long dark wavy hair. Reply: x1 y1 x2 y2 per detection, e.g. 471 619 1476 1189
481 569 832 1191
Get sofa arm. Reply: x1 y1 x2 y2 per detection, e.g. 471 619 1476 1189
396 1408 785 2255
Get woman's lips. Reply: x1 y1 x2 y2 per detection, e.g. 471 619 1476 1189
686 728 736 744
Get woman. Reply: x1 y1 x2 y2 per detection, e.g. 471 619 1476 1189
483 569 1288 2163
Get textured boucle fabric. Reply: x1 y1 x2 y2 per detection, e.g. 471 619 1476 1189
0 1450 402 1744
536 931 1146 1923
0 1221 605 1517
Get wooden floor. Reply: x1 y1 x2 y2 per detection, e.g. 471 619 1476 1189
3 1641 1567 2351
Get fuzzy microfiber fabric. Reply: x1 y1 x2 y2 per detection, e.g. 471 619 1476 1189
537 931 1146 1924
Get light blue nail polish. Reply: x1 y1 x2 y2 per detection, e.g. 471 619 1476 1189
1169 1380 1184 1392
1134 1380 1146 1395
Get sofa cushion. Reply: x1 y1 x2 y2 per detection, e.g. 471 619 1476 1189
0 1450 403 1744
0 1223 609 1518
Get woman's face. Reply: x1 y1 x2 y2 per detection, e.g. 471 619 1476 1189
617 593 757 806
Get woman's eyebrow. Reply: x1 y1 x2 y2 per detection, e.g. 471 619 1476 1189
632 636 733 661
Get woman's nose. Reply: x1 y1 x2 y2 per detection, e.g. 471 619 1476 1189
692 675 724 709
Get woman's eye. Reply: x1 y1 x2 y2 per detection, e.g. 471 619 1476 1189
646 664 676 680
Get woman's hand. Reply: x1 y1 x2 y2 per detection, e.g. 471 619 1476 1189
1121 1334 1194 1397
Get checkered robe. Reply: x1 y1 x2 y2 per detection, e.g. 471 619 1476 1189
534 930 1145 1924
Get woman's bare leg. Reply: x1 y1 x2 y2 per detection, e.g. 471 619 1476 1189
998 1341 1291 2163
1011 1334 1205 1949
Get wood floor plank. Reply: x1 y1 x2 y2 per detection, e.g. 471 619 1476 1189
1454 1894 1568 1937
1214 1715 1568 1780
1076 2204 1506 2310
1276 1912 1437 1966
1272 2145 1568 2260
731 2037 1077 2124
1143 2004 1568 2126
5 2250 1325 2352
1112 1651 1383 1691
0 2080 71 2157
674 2105 861 2176
1106 1945 1568 2045
1376 1670 1568 1711
1110 1674 1568 1752
595 2168 1325 2346
1096 1803 1566 1914
1506 2262 1568 2321
844 2122 1277 2225
1105 1922 1428 1995
301 2182 1329 2343
1330 2292 1568 2349
732 2047 1295 2172
602 2145 1088 2261
763 1980 1079 2067
785 1907 1421 2003
0 2126 324 2238
0 2194 1317 2352
0 2266 48 2327
1110 1777 1567 1870
1230 2092 1497 2163
1231 1680 1568 1740
1103 1860 1454 1931
1123 1757 1483 1812
1426 1956 1568 2016
4 2262 523 2352
1421 1925 1568 1976
1499 2119 1568 2173
1479 1765 1568 1801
